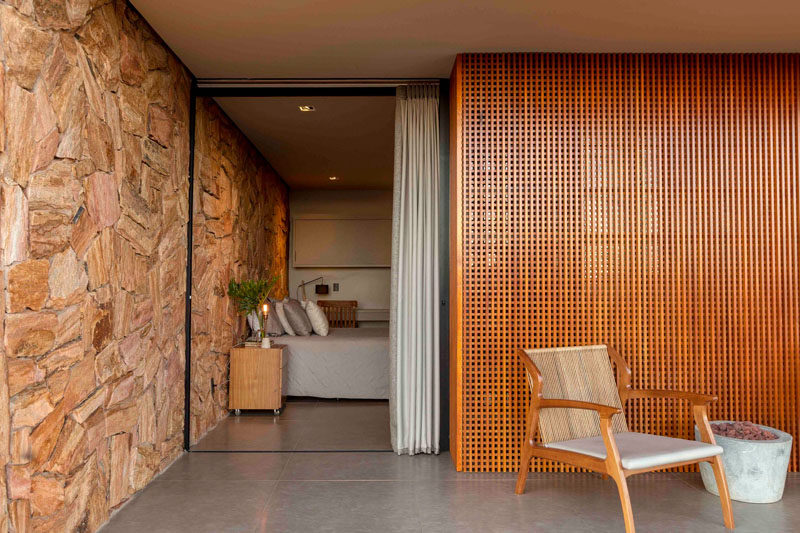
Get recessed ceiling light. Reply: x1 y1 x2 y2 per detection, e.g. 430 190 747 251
298 105 315 112
328 176 338 181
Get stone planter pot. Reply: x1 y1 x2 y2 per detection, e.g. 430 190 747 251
695 421 792 503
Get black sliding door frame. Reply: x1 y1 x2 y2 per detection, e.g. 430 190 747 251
183 80 450 452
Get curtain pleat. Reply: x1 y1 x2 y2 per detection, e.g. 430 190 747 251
390 84 440 455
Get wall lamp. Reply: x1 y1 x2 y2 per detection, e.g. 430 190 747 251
297 277 328 300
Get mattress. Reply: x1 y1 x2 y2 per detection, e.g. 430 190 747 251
279 327 389 399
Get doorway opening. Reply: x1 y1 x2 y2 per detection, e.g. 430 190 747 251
183 83 449 454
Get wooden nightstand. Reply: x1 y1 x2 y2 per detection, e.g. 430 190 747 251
229 344 286 414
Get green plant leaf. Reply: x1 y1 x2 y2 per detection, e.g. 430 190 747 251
227 275 280 316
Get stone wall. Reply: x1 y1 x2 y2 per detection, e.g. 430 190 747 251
0 1 191 531
190 97 288 443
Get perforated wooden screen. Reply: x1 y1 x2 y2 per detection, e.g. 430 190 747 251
449 53 800 472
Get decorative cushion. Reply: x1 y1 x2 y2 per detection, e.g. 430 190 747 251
544 432 723 471
248 309 284 337
303 300 329 336
265 308 284 336
284 298 313 336
246 311 261 337
274 301 295 336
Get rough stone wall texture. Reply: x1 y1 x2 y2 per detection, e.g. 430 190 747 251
0 1 192 531
190 97 288 443
1 264 8 533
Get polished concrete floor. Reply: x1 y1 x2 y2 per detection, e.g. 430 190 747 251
100 450 798 532
103 401 798 532
191 399 392 452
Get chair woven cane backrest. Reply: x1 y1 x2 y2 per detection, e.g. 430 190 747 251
523 345 629 443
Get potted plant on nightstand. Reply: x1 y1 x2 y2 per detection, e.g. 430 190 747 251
227 276 278 347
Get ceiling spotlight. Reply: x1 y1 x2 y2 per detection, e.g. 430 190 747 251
298 105 316 112
328 176 338 181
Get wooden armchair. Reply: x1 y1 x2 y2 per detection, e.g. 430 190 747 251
516 345 734 533
317 300 358 328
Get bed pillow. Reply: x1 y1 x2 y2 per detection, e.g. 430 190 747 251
265 308 285 336
284 298 313 336
274 301 295 336
248 309 284 337
304 300 329 336
246 311 261 338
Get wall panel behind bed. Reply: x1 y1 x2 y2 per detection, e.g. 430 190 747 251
289 190 392 325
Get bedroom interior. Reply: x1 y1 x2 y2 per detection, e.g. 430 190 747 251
189 93 400 452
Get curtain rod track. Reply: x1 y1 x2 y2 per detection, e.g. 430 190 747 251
196 78 441 88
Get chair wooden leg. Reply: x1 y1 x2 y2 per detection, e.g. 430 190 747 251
515 445 533 494
710 456 735 529
613 475 636 533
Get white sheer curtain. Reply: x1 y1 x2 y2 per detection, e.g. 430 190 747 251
390 84 440 455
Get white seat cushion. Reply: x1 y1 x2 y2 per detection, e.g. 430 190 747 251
544 432 723 470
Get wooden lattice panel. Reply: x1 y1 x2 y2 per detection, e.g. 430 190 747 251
449 53 800 472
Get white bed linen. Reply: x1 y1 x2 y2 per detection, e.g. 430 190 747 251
280 327 389 399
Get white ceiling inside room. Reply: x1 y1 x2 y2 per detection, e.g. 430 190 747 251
132 0 800 79
215 96 395 190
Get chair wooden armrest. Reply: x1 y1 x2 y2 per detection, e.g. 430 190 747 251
626 389 717 405
609 348 717 406
539 399 623 419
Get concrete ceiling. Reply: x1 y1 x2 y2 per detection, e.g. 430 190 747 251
215 96 395 190
132 0 800 79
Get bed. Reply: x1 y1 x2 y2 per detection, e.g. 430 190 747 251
280 327 389 399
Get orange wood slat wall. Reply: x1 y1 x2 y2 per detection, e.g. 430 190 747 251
449 53 800 472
